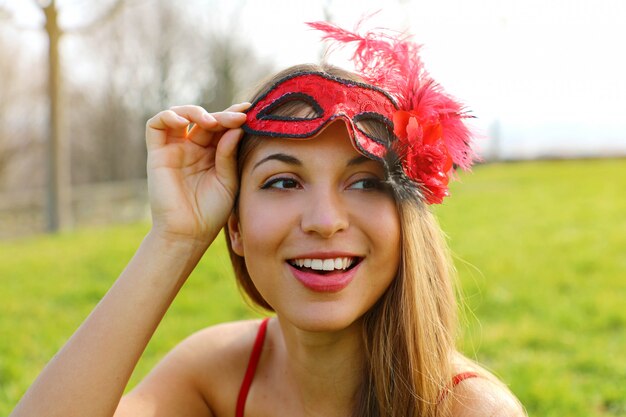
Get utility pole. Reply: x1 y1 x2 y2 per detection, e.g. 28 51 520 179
34 0 126 232
42 0 71 232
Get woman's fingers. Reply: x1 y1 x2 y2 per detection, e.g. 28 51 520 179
187 104 250 147
147 103 251 150
212 111 248 128
214 127 245 193
172 103 249 130
186 112 246 147
224 102 251 112
169 105 219 130
146 110 189 151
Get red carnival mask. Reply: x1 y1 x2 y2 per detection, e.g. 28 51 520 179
243 71 399 161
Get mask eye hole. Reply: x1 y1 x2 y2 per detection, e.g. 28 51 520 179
258 93 323 121
354 113 396 145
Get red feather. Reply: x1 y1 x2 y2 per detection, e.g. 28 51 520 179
307 21 473 167
307 20 476 202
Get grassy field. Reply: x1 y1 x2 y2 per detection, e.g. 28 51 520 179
1 158 625 416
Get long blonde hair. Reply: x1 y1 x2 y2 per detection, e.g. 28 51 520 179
356 201 457 417
225 63 458 417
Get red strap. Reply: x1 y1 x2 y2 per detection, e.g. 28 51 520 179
451 372 479 387
235 323 475 414
439 372 480 402
235 318 270 417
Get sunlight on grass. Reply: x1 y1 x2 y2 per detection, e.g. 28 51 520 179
436 158 626 417
2 158 625 416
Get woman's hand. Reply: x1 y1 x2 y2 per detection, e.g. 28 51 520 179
145 103 250 246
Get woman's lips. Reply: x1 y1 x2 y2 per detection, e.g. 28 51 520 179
287 260 361 293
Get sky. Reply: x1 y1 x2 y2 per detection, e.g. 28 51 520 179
234 0 626 159
233 0 626 158
4 0 626 159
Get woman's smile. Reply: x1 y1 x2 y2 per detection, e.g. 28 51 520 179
288 256 360 272
286 252 364 292
228 120 401 330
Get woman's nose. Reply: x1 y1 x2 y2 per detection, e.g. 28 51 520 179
300 189 349 238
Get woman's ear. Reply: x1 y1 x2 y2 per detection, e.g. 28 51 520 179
227 213 245 257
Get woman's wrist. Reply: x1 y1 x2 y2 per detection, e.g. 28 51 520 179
140 230 212 283
146 227 215 255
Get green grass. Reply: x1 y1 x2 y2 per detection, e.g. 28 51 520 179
436 158 626 416
1 158 625 416
0 225 258 414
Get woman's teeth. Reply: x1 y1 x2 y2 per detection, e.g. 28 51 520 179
290 257 354 271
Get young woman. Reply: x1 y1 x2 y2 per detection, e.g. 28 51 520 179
10 23 525 417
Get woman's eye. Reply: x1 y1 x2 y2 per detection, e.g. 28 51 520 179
261 177 301 190
349 178 383 190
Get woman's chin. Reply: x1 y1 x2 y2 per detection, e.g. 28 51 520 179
276 308 364 334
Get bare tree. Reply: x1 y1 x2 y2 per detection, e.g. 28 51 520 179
1 0 275 235
198 32 274 113
67 3 148 184
66 0 275 184
193 0 275 111
0 31 33 187
0 0 127 232
66 0 204 185
40 0 71 231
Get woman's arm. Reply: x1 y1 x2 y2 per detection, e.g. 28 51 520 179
10 232 208 417
10 103 249 417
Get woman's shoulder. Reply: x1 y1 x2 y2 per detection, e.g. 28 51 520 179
447 353 527 417
120 318 267 417
180 318 267 380
186 318 270 414
184 318 266 354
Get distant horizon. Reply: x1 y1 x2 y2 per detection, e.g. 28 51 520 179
476 118 626 160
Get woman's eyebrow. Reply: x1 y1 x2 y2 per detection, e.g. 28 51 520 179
347 155 372 166
252 153 302 171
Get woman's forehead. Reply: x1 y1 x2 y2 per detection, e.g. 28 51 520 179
246 121 356 158
243 121 383 172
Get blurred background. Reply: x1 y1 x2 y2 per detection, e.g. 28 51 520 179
0 0 624 236
1 1 625 416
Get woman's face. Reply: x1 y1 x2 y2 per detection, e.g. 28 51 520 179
229 121 401 332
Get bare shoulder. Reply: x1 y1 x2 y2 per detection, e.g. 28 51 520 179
182 318 265 360
117 319 266 417
447 376 526 417
447 354 527 417
172 319 266 395
186 318 264 375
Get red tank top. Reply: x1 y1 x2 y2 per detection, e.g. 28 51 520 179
235 318 477 417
